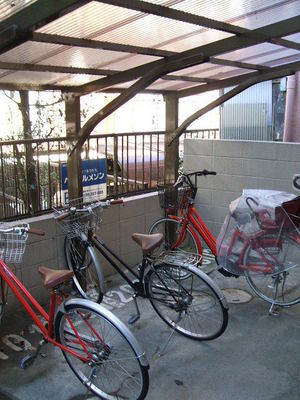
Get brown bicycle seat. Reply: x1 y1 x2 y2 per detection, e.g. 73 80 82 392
38 267 74 289
132 233 163 255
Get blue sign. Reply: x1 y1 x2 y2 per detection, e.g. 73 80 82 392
61 159 106 190
61 159 107 204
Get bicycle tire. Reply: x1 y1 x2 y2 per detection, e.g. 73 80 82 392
149 218 199 256
244 234 300 306
145 263 228 340
64 237 104 303
55 299 149 400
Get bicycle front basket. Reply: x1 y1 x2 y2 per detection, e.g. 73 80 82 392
0 223 29 263
158 186 191 210
54 198 103 239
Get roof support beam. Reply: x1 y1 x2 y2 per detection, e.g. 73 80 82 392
70 53 202 154
77 15 300 95
177 60 300 98
209 57 271 71
0 0 87 54
0 61 115 76
168 62 300 146
32 32 174 58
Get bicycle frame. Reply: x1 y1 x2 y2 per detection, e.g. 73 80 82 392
90 235 146 294
169 205 217 256
0 258 96 362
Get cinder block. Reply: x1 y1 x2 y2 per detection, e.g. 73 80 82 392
21 238 57 266
183 155 212 172
184 139 213 156
276 142 300 162
195 189 212 205
213 157 243 176
210 190 241 207
120 198 145 221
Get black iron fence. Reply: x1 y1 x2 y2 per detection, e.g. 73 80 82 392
0 128 218 220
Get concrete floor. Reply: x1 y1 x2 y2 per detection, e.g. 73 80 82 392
1 260 300 400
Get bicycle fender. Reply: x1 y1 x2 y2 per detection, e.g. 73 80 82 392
59 298 149 368
188 266 229 310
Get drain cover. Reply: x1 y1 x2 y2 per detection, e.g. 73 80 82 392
222 288 253 304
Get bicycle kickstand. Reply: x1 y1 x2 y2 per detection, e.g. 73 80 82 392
153 312 184 359
20 338 47 369
269 302 280 317
128 293 141 324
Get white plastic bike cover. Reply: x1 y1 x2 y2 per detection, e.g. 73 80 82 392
217 190 300 276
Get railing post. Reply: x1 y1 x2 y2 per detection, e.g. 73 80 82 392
65 93 83 202
113 135 119 196
164 94 179 185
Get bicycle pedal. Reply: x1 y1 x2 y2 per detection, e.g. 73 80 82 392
128 315 140 324
20 354 35 369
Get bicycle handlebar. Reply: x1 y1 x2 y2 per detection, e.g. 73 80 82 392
54 199 124 220
0 225 45 236
174 169 217 188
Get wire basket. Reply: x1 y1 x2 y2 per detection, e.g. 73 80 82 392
53 197 103 239
158 186 192 210
0 223 29 264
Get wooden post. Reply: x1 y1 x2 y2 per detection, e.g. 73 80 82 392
65 93 82 202
164 94 179 185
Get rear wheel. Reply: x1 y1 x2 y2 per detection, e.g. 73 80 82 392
149 218 199 256
145 263 228 340
64 237 104 303
244 234 300 306
55 302 149 400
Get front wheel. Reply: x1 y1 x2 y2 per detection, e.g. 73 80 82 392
64 237 104 303
55 300 149 400
149 217 200 256
244 234 300 306
145 263 228 340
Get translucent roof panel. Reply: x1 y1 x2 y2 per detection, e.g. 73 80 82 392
283 33 300 43
0 0 37 23
94 13 200 48
158 29 232 52
0 70 67 85
0 41 63 64
38 48 158 70
36 0 172 40
216 43 291 62
54 74 106 87
172 0 300 29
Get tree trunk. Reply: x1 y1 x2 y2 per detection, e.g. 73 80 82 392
19 91 39 213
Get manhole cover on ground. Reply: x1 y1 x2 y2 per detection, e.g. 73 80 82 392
222 288 253 304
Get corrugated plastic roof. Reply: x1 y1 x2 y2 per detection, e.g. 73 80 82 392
0 0 298 92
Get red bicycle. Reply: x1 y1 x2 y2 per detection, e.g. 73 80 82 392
0 222 149 400
150 170 300 315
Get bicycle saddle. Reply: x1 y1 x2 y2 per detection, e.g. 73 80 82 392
132 233 163 255
38 267 74 289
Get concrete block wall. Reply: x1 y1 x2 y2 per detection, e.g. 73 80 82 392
4 193 162 312
184 139 300 238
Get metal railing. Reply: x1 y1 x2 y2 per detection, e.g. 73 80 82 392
0 128 218 220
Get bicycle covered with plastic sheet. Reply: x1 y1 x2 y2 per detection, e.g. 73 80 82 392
217 189 300 315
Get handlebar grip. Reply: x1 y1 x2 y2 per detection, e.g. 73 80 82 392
201 169 217 176
110 199 124 205
28 228 45 236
